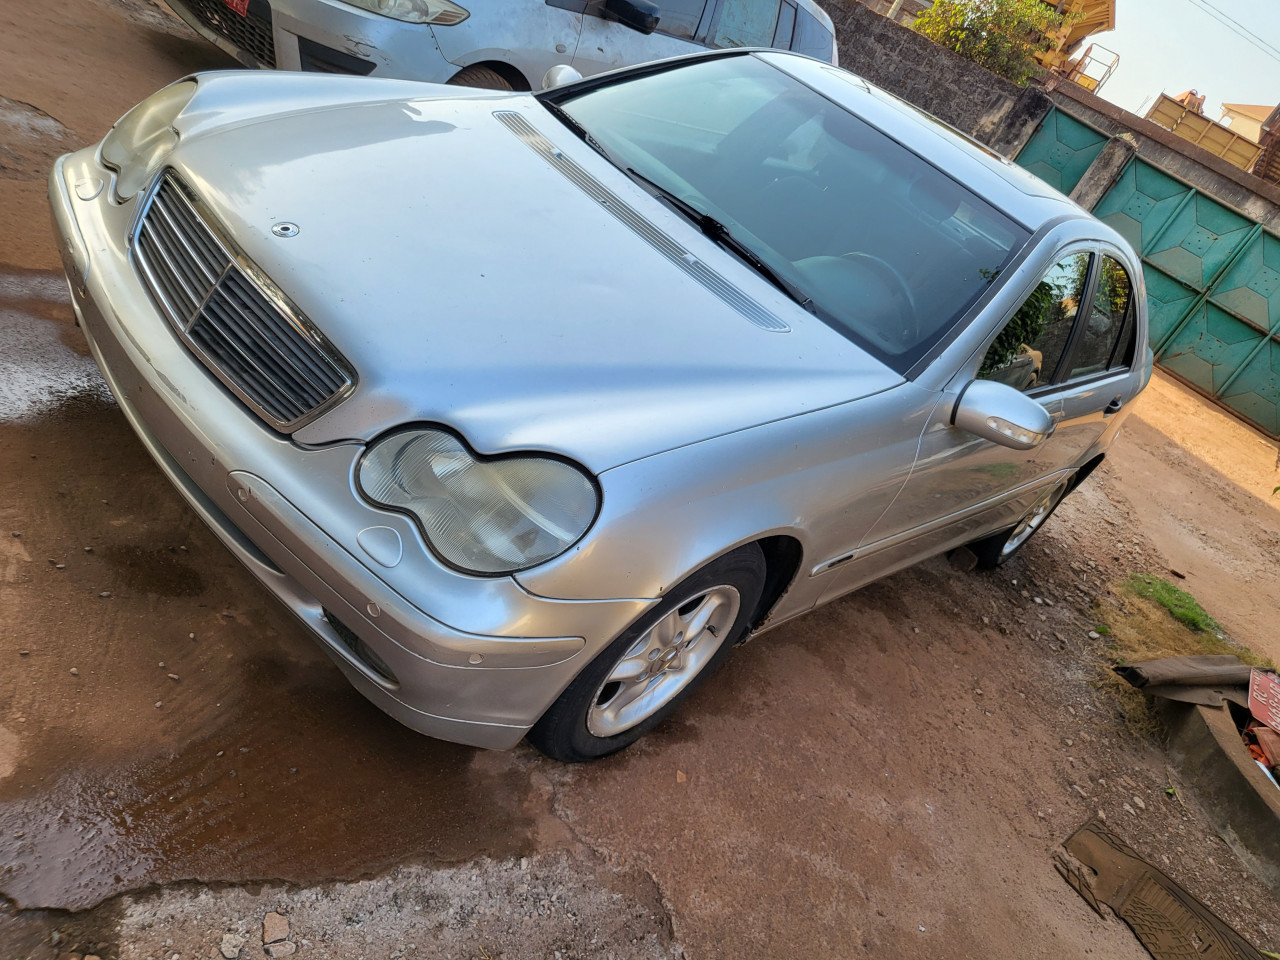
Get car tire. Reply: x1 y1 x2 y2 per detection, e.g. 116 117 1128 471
527 544 766 762
446 65 515 90
969 475 1072 570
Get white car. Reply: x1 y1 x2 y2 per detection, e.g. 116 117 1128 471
162 0 837 87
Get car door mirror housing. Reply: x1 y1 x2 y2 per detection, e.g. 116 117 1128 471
953 380 1055 450
602 0 660 34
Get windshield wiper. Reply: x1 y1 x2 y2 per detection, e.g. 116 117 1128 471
625 168 814 311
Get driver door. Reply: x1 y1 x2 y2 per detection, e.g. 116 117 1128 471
817 246 1138 601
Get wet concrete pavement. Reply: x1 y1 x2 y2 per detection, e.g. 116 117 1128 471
4 1 1280 957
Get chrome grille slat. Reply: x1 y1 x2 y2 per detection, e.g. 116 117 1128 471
153 188 226 270
137 230 197 321
189 311 305 423
147 195 223 286
140 220 205 315
132 173 354 431
200 287 326 409
220 272 344 392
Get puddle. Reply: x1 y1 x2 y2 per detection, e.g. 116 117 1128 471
0 98 78 179
0 275 114 423
0 655 538 911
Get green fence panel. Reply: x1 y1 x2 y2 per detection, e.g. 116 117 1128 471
1143 269 1200 347
1091 160 1192 257
1017 133 1279 438
1218 339 1280 437
1014 108 1107 194
1144 193 1255 291
1159 303 1266 397
1212 232 1280 332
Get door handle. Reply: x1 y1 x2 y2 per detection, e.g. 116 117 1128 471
1103 396 1124 416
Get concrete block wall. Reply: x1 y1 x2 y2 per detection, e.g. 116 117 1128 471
826 0 1280 228
824 0 1051 156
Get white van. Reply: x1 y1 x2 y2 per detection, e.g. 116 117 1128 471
162 0 837 88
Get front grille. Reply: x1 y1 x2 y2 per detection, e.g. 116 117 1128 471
133 174 353 431
298 35 377 75
178 0 276 68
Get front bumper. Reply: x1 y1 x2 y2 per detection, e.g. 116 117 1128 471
49 150 653 749
162 0 457 81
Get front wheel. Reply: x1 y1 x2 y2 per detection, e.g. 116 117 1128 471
446 64 515 90
527 544 766 762
969 476 1072 569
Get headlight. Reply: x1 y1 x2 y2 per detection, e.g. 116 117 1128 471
358 429 599 575
340 0 469 24
101 80 197 202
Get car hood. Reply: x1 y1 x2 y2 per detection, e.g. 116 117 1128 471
170 80 902 472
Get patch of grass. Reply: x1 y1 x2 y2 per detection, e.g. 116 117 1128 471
1124 575 1220 633
1092 575 1273 737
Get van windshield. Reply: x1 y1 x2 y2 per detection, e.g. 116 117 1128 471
554 55 1028 372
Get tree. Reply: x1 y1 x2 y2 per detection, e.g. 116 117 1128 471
912 0 1074 86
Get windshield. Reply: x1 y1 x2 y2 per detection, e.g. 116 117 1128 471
554 55 1029 372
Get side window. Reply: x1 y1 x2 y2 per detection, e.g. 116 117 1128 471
790 7 834 61
653 0 708 40
773 1 796 47
978 252 1091 392
712 0 782 48
1069 256 1133 379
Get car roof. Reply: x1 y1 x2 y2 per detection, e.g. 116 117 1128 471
755 51 1086 232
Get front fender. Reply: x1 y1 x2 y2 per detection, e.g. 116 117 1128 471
514 382 934 609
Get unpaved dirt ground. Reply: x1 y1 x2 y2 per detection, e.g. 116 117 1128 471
3 2 1280 958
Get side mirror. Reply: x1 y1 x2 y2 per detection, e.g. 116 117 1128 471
542 64 584 90
603 0 660 34
953 380 1054 451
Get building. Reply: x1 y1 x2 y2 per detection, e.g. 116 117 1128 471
1145 92 1263 171
1035 0 1116 73
1252 105 1280 184
1220 102 1276 144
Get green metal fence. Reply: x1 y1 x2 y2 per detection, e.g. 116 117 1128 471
1014 107 1108 194
1016 117 1280 440
1092 160 1280 439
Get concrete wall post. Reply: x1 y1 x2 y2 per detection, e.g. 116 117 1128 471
1068 135 1138 211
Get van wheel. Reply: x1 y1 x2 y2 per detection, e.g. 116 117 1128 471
446 65 515 90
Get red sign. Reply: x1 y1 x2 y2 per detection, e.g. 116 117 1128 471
1249 669 1280 731
223 0 250 16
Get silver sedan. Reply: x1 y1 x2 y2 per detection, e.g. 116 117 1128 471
49 50 1151 761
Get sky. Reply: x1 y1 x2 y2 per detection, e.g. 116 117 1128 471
1082 0 1280 124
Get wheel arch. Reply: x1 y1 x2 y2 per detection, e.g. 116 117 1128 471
1069 452 1105 492
748 534 804 633
450 60 532 90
